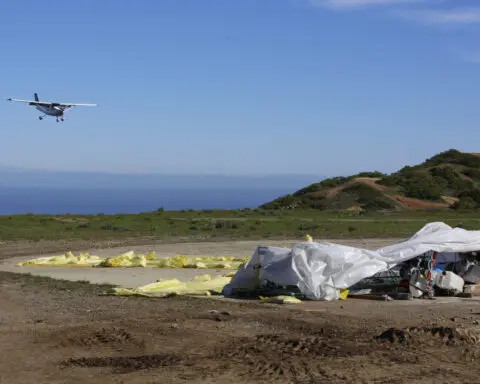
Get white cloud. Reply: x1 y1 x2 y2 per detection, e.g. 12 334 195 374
398 8 480 24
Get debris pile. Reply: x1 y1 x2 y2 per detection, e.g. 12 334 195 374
223 222 480 301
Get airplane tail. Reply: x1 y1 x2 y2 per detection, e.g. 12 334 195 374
34 93 39 101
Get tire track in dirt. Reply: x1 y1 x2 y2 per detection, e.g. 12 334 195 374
375 326 480 347
213 334 372 383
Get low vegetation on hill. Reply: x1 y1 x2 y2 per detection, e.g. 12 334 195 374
260 149 480 213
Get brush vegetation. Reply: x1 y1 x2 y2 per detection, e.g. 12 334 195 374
1 209 479 242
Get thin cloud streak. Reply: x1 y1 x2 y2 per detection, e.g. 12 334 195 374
460 52 480 64
397 8 480 25
307 0 480 64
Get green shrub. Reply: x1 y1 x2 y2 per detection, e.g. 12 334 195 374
260 194 296 209
319 177 349 189
363 197 397 211
462 168 480 180
457 188 480 204
349 171 387 179
293 183 322 196
430 166 473 193
425 149 480 168
377 176 399 187
401 176 443 200
342 182 383 203
452 196 479 210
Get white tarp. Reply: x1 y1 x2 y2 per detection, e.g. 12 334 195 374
223 222 480 301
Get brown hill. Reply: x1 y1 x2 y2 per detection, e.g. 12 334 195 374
260 149 480 212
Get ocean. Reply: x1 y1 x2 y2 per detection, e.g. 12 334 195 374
0 187 290 215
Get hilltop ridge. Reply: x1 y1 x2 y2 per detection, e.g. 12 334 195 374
260 149 480 212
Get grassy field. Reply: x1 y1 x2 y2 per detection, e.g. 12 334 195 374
0 209 479 242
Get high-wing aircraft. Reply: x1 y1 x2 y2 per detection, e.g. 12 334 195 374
6 93 97 122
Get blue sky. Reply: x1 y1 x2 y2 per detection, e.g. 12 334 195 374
0 0 479 176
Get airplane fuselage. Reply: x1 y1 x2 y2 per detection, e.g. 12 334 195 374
34 104 64 117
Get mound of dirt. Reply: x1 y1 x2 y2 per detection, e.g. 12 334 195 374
375 326 480 346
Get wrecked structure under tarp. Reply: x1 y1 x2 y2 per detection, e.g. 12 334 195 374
223 222 480 301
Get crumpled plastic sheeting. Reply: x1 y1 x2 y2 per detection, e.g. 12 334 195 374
98 251 149 268
16 251 104 267
153 255 249 270
104 273 234 298
16 251 249 270
259 295 302 304
223 222 480 301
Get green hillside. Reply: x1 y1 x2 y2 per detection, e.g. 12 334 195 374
260 149 480 212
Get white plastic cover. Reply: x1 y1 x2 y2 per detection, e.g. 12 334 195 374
223 222 480 301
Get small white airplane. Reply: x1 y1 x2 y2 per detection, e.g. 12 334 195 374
6 93 97 122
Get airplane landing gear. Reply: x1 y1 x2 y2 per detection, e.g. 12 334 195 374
39 116 44 120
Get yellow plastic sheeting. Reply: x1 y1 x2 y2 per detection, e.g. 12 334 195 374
259 295 302 304
339 289 349 300
305 234 313 243
16 250 249 270
152 254 249 270
105 274 233 298
16 252 104 267
97 251 148 268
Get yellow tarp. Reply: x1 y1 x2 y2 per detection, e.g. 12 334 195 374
104 274 304 303
16 251 104 267
16 250 250 270
259 295 302 304
339 289 349 300
16 234 315 269
104 273 233 298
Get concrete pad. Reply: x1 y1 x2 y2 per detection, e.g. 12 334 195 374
1 264 228 288
0 238 400 289
0 242 247 288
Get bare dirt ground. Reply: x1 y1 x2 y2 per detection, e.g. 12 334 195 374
2 238 480 383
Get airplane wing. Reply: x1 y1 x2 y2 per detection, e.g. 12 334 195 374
6 98 48 105
58 103 97 107
7 98 97 107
